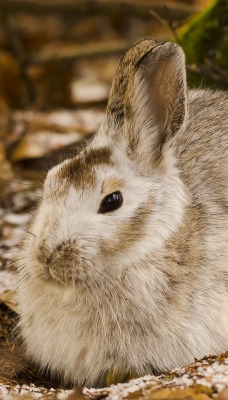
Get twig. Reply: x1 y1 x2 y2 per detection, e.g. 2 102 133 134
187 63 228 86
161 5 181 43
29 39 135 65
149 6 192 43
149 8 179 42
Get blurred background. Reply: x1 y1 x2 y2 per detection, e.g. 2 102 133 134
0 0 210 110
0 0 226 182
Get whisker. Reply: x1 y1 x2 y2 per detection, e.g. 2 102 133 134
17 272 30 287
13 262 31 287
1 219 36 238
3 254 28 261
93 268 126 302
0 250 23 255
6 180 35 187
5 257 27 264
5 258 28 268
94 268 119 291
82 279 107 338
90 275 122 336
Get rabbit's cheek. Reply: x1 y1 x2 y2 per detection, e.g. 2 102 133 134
98 198 154 261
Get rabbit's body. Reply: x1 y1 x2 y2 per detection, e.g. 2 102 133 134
17 39 228 387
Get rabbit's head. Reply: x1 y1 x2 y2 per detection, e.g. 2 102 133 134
26 39 188 288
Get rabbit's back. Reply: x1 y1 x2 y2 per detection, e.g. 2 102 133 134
175 89 228 284
177 89 228 208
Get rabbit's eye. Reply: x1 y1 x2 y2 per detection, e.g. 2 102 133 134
98 191 123 214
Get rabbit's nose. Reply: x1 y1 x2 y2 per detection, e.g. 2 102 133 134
36 239 82 283
37 240 80 266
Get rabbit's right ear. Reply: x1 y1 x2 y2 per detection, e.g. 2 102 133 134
106 39 188 170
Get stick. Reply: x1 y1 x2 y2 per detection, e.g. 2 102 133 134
29 39 135 64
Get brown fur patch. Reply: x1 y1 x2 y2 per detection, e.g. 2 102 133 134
59 147 112 190
102 178 123 195
100 198 154 257
162 204 204 312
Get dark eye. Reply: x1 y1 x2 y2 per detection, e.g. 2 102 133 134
98 191 123 214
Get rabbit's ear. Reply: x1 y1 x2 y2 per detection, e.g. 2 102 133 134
107 40 187 168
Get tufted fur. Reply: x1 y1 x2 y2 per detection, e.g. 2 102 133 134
17 38 228 387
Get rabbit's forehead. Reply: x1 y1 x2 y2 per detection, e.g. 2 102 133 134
45 145 135 203
45 146 112 193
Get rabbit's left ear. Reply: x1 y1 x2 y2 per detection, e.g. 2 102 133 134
107 40 188 168
128 42 187 166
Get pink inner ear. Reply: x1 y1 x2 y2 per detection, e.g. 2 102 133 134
132 42 187 143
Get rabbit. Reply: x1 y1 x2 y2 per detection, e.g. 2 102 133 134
17 38 228 388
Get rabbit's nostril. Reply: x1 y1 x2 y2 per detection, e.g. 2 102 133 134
46 256 53 265
36 241 53 265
